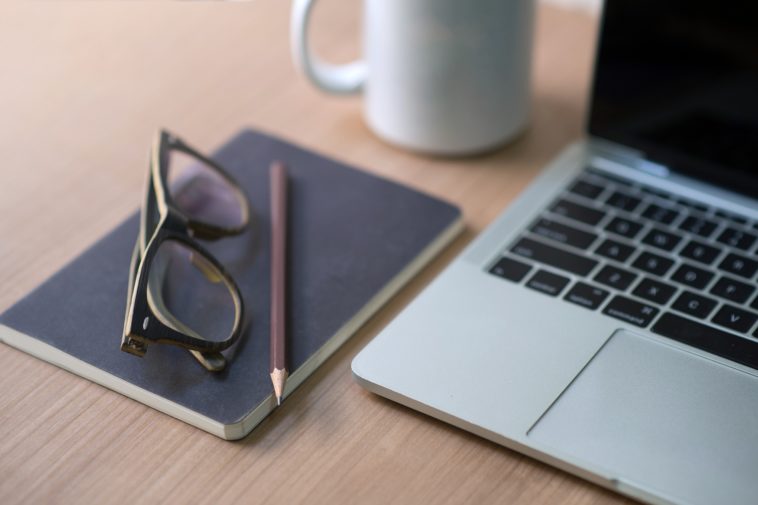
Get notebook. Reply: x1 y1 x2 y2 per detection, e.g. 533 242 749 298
0 129 463 440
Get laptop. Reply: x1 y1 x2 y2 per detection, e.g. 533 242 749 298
352 1 758 504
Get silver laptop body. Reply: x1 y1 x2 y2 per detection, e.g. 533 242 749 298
352 2 758 504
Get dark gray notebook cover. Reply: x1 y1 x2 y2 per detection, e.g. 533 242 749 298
0 129 462 439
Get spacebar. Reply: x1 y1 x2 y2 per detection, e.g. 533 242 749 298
651 312 758 370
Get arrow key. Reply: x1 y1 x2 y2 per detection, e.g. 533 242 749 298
711 305 758 334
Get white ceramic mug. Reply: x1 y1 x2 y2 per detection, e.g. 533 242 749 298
291 0 535 155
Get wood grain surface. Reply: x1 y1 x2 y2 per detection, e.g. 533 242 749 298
0 1 631 504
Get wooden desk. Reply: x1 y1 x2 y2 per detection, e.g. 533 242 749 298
0 2 628 503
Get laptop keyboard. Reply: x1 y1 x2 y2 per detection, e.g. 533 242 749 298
488 167 758 370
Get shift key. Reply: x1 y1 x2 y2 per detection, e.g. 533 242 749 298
550 199 605 226
511 237 598 276
530 218 598 249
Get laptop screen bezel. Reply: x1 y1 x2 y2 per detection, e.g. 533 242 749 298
585 0 758 198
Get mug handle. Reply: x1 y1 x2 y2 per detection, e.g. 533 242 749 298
290 0 366 94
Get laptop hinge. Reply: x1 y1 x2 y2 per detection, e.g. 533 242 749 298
588 137 671 178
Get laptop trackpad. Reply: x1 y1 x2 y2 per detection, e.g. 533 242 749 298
528 329 758 505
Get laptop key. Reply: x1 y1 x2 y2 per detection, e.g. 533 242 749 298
642 228 683 251
526 270 570 297
632 278 677 305
594 265 637 291
712 305 758 334
715 210 748 225
677 200 710 213
510 238 598 277
530 218 598 249
632 251 674 277
549 199 605 226
594 239 635 262
672 291 718 319
568 179 605 200
564 282 610 310
587 168 633 187
605 216 644 239
640 186 671 200
680 240 720 265
718 253 758 279
602 295 659 327
716 227 757 251
652 313 758 370
641 204 680 225
605 191 642 213
671 263 714 289
488 256 532 283
710 277 755 304
679 215 718 238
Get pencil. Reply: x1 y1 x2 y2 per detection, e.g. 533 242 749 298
269 161 288 406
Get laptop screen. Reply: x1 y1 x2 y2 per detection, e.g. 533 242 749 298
588 0 758 198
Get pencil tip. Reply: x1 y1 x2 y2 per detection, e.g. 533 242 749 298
270 368 288 406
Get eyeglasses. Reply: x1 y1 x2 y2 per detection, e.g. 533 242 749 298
121 130 250 372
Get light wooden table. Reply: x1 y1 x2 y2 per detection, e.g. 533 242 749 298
0 2 629 504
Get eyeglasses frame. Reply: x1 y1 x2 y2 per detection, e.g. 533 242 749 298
121 130 250 372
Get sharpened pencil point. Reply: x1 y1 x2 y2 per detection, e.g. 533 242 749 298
270 368 288 407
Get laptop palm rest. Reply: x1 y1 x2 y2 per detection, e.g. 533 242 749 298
528 329 758 505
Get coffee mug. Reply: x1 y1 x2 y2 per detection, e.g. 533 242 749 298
291 0 535 155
